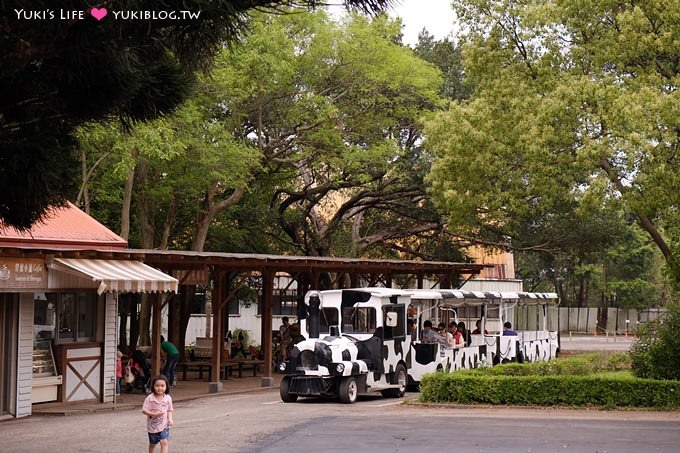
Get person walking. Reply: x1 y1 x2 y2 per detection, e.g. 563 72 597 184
142 375 174 453
279 316 292 361
160 336 180 387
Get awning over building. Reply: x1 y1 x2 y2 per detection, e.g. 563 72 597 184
48 258 178 294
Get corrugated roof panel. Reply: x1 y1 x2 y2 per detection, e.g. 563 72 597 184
0 202 126 250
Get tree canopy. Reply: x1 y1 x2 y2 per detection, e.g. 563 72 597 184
0 0 394 230
425 0 680 288
78 10 449 262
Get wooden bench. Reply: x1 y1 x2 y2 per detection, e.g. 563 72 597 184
177 360 213 381
223 359 265 378
178 359 266 380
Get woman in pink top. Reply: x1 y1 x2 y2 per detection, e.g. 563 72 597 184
142 375 174 453
115 350 123 396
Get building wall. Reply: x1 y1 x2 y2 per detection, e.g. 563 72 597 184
17 293 33 418
460 278 523 293
465 245 516 280
103 294 117 402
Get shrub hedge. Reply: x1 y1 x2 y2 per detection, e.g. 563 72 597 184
419 373 680 409
419 353 679 409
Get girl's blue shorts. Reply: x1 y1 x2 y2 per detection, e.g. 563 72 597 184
148 427 170 445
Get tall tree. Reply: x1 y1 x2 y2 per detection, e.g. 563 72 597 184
413 31 471 101
209 11 445 257
425 0 680 286
0 0 394 230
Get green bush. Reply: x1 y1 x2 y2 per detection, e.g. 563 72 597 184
419 352 675 409
419 373 680 409
631 301 680 380
604 352 632 371
460 352 630 378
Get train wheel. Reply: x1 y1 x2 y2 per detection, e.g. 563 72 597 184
280 376 298 402
339 376 358 404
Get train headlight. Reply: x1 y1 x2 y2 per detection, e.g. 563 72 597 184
279 362 287 373
335 363 345 374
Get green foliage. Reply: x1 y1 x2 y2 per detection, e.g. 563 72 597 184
413 31 471 101
0 0 393 230
425 0 680 292
421 373 680 409
79 9 449 257
631 302 680 380
463 352 631 377
420 353 677 409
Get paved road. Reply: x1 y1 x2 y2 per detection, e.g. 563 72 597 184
1 388 677 452
560 334 636 352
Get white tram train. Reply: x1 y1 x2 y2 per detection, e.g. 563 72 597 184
278 287 559 403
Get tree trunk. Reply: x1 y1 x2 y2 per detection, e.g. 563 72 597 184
136 161 155 249
159 191 180 250
578 275 588 307
79 148 90 213
179 285 195 361
192 186 245 251
118 294 130 353
129 294 140 351
600 155 671 259
138 293 151 346
119 147 137 240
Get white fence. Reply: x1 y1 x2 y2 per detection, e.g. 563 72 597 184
552 307 665 335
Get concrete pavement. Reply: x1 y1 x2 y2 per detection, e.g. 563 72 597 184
32 372 282 416
560 332 636 352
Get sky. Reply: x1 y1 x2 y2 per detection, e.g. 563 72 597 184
327 1 458 47
385 0 458 46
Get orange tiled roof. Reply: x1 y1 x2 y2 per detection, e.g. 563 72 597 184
0 202 127 250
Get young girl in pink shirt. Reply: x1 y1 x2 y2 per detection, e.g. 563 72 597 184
142 375 174 453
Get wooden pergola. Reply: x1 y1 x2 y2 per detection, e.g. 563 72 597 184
2 247 489 390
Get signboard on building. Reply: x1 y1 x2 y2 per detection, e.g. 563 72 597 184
0 258 46 289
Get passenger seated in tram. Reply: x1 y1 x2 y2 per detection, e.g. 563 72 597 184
447 322 464 349
420 320 437 343
471 319 488 335
407 319 417 342
458 321 471 346
435 323 449 348
503 321 518 336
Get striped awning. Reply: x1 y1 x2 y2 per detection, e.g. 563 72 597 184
49 258 178 294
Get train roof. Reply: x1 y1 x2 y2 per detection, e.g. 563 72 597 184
312 288 559 306
406 289 559 306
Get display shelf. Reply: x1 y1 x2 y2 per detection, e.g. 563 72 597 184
32 339 57 378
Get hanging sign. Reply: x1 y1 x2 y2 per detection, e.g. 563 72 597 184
0 258 46 289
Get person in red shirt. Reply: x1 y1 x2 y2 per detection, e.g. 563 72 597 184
447 322 464 348
471 319 488 335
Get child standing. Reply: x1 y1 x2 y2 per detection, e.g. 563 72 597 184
142 375 174 453
115 350 123 396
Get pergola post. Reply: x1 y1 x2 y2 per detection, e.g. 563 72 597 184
261 271 274 386
208 268 225 392
151 293 162 376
